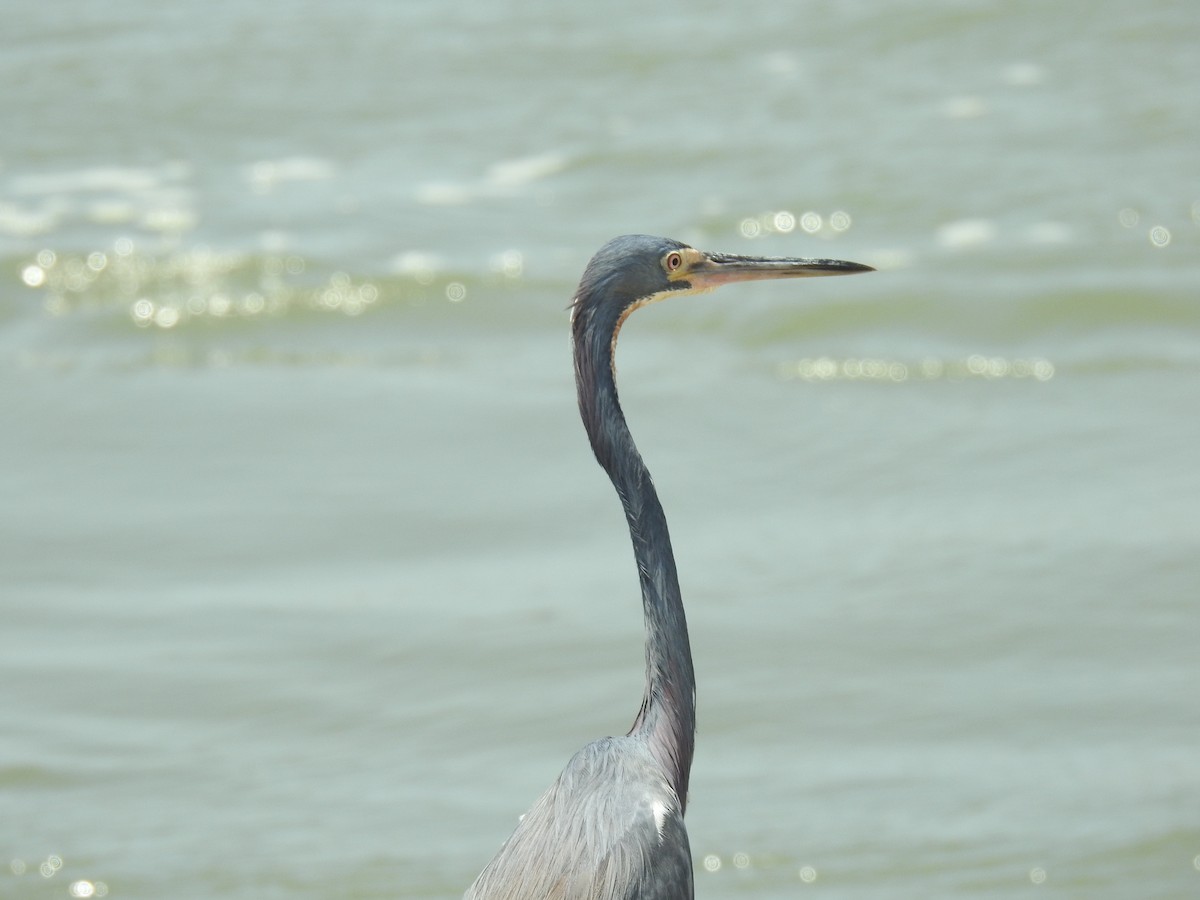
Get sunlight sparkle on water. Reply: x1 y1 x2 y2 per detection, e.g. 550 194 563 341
317 272 380 315
799 864 818 883
392 251 442 285
799 211 822 234
131 298 154 327
40 855 63 878
779 356 1054 383
739 209 854 240
491 249 524 278
702 854 721 872
18 239 494 334
154 305 181 328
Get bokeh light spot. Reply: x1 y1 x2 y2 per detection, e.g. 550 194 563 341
131 298 155 327
493 250 524 278
153 305 180 329
40 855 63 878
779 355 1054 383
1033 360 1055 380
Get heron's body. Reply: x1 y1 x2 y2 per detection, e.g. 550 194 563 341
464 736 691 899
464 235 871 900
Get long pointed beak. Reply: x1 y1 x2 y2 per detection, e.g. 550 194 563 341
688 251 874 289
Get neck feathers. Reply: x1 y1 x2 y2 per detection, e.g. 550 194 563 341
572 299 696 808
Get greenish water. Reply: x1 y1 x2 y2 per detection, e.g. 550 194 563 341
3 1 1199 898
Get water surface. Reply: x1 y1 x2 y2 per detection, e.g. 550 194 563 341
3 1 1198 898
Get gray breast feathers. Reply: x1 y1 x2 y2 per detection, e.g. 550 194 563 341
464 736 693 900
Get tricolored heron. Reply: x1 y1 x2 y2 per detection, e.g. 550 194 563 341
465 235 873 899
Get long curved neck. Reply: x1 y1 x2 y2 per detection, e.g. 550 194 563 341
572 303 695 809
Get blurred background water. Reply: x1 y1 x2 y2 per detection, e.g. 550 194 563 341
3 1 1198 898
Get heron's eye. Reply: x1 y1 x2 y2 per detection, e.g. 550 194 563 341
664 252 683 272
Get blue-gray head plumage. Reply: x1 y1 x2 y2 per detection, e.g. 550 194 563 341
572 235 693 323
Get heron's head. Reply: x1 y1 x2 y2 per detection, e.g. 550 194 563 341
571 234 873 334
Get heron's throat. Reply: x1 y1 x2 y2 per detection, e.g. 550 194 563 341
609 285 713 373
